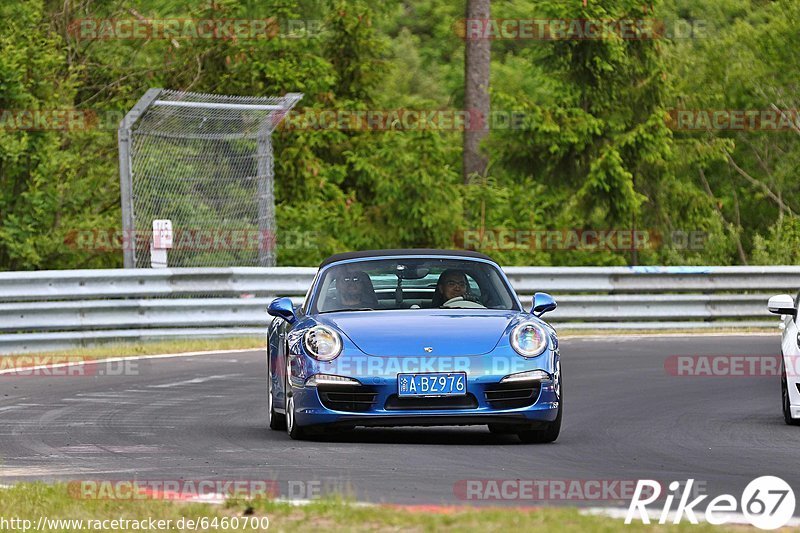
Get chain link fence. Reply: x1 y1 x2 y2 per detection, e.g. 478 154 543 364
119 89 302 268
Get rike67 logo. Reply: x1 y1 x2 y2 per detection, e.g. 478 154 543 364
625 477 796 530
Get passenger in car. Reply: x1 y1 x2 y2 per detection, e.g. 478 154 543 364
335 269 379 309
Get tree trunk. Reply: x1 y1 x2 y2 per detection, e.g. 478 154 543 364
463 0 490 183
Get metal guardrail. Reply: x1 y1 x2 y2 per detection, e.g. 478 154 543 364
0 266 793 354
0 268 316 301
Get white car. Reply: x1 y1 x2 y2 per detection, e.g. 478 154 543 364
768 294 800 425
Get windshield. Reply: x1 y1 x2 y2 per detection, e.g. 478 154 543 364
311 257 519 313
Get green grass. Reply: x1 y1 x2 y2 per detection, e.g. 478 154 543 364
250 498 755 532
0 483 761 532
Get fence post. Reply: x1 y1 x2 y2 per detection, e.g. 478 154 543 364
119 88 163 269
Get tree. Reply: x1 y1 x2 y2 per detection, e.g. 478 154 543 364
463 0 490 183
487 0 678 265
666 0 800 264
0 1 116 270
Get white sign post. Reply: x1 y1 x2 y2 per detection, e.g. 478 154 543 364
150 219 173 268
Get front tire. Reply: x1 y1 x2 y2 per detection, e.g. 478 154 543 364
285 361 309 440
267 352 286 430
518 373 562 444
517 404 561 444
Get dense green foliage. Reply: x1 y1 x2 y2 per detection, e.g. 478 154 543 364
0 0 797 269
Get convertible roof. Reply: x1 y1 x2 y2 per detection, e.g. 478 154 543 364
319 249 497 268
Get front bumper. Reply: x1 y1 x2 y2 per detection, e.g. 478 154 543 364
290 374 560 428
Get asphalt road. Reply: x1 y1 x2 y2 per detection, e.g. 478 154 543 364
1 334 799 509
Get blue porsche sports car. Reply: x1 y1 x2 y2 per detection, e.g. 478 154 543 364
266 249 562 443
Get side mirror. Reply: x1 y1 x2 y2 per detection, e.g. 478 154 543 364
532 292 557 317
268 297 297 324
767 294 796 316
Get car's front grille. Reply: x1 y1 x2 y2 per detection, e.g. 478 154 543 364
384 393 479 410
318 385 378 412
484 382 541 409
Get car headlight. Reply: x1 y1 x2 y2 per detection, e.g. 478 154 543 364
510 321 548 358
303 326 342 361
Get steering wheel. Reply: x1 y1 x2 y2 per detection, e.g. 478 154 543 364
442 296 486 309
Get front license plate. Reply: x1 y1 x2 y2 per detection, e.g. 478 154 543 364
397 372 467 397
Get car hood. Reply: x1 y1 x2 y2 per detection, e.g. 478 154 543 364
315 310 523 356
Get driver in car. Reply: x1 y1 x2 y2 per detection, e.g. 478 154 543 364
432 269 483 307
